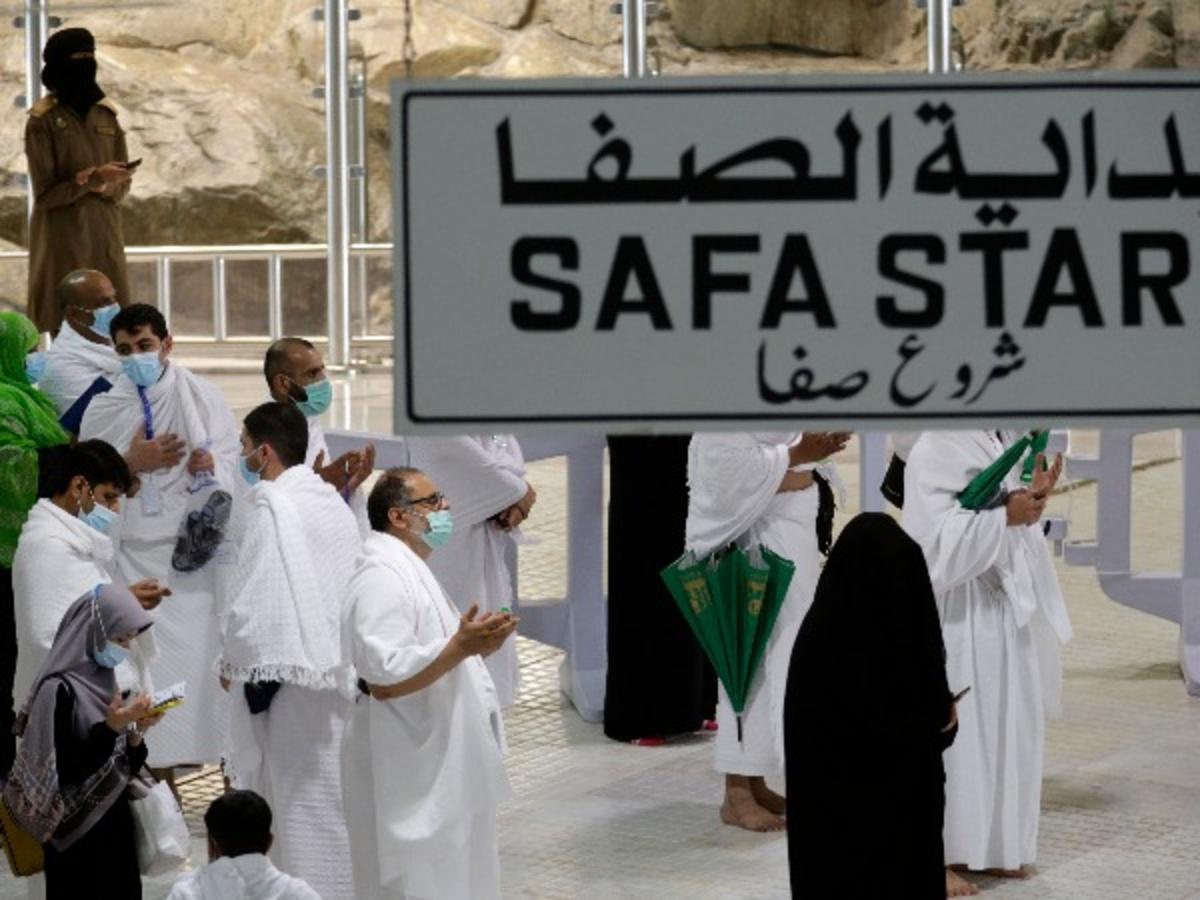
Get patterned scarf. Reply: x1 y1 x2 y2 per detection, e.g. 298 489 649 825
4 585 152 849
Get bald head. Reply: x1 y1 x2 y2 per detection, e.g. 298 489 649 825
264 337 326 404
57 270 119 343
56 269 115 316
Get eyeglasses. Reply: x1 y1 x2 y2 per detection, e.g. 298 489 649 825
405 491 444 508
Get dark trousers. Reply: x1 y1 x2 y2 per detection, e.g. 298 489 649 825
44 797 141 899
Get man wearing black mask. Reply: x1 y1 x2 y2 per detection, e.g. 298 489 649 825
25 27 133 334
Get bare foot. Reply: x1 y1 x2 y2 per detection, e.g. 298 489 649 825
750 778 786 816
985 866 1031 879
945 868 979 897
720 797 784 832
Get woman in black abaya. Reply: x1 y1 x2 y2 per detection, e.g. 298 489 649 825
784 513 958 899
603 435 715 743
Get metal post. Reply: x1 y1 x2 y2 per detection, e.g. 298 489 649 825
267 254 284 340
348 62 367 243
23 1 49 224
1179 430 1200 694
323 0 352 366
858 432 888 514
621 0 648 79
926 0 953 74
212 256 228 341
155 257 172 322
348 59 370 337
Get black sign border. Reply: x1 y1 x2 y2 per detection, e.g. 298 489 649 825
397 78 1200 425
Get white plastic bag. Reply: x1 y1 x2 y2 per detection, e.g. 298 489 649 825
129 779 191 875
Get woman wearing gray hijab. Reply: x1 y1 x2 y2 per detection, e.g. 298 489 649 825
4 583 161 899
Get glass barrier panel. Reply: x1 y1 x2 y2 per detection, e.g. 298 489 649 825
226 259 270 338
166 259 214 338
281 257 327 338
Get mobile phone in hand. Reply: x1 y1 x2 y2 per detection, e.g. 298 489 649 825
150 681 186 713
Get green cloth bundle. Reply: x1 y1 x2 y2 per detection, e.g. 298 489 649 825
957 430 1048 511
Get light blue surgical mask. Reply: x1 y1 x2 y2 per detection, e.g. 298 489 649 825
93 641 129 669
239 447 265 486
88 303 120 341
24 351 46 384
421 509 454 549
78 500 118 535
121 351 163 388
295 378 332 418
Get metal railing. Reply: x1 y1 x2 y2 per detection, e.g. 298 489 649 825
1061 429 1200 694
0 242 394 346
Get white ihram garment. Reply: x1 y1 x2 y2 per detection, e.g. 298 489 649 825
217 464 359 900
166 853 320 900
38 322 122 415
685 433 825 777
903 430 1072 871
406 435 527 707
11 500 118 708
79 362 239 767
342 531 510 900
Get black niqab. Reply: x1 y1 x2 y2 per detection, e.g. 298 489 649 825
41 28 105 120
784 513 954 899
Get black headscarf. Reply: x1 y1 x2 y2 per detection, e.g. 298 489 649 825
784 513 953 899
41 28 105 120
786 512 952 736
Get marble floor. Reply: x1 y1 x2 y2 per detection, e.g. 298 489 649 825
1 369 1197 897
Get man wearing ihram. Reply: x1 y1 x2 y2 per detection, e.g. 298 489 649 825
343 466 516 899
79 303 239 789
903 431 1071 897
217 401 360 900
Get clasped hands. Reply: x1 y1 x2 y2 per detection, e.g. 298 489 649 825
493 483 536 532
314 443 377 495
76 161 133 194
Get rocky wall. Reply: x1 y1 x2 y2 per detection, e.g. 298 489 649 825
0 0 1194 309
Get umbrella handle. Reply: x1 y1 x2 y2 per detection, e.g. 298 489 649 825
737 715 743 745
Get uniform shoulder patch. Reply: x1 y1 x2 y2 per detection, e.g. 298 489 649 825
29 95 57 118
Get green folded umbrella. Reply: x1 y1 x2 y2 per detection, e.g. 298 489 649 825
958 430 1049 510
660 545 796 742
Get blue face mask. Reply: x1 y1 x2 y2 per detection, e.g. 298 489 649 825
421 509 454 549
295 378 333 418
78 500 118 535
121 351 163 388
239 447 265 486
24 351 46 384
93 641 129 669
88 304 120 341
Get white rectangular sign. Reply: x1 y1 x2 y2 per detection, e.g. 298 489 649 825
392 73 1200 431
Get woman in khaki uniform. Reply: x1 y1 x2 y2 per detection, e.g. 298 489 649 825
25 28 133 334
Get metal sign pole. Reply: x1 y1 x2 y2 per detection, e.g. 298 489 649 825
323 0 352 366
23 1 50 224
926 0 954 74
620 0 648 79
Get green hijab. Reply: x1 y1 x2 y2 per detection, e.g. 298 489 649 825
0 312 68 566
